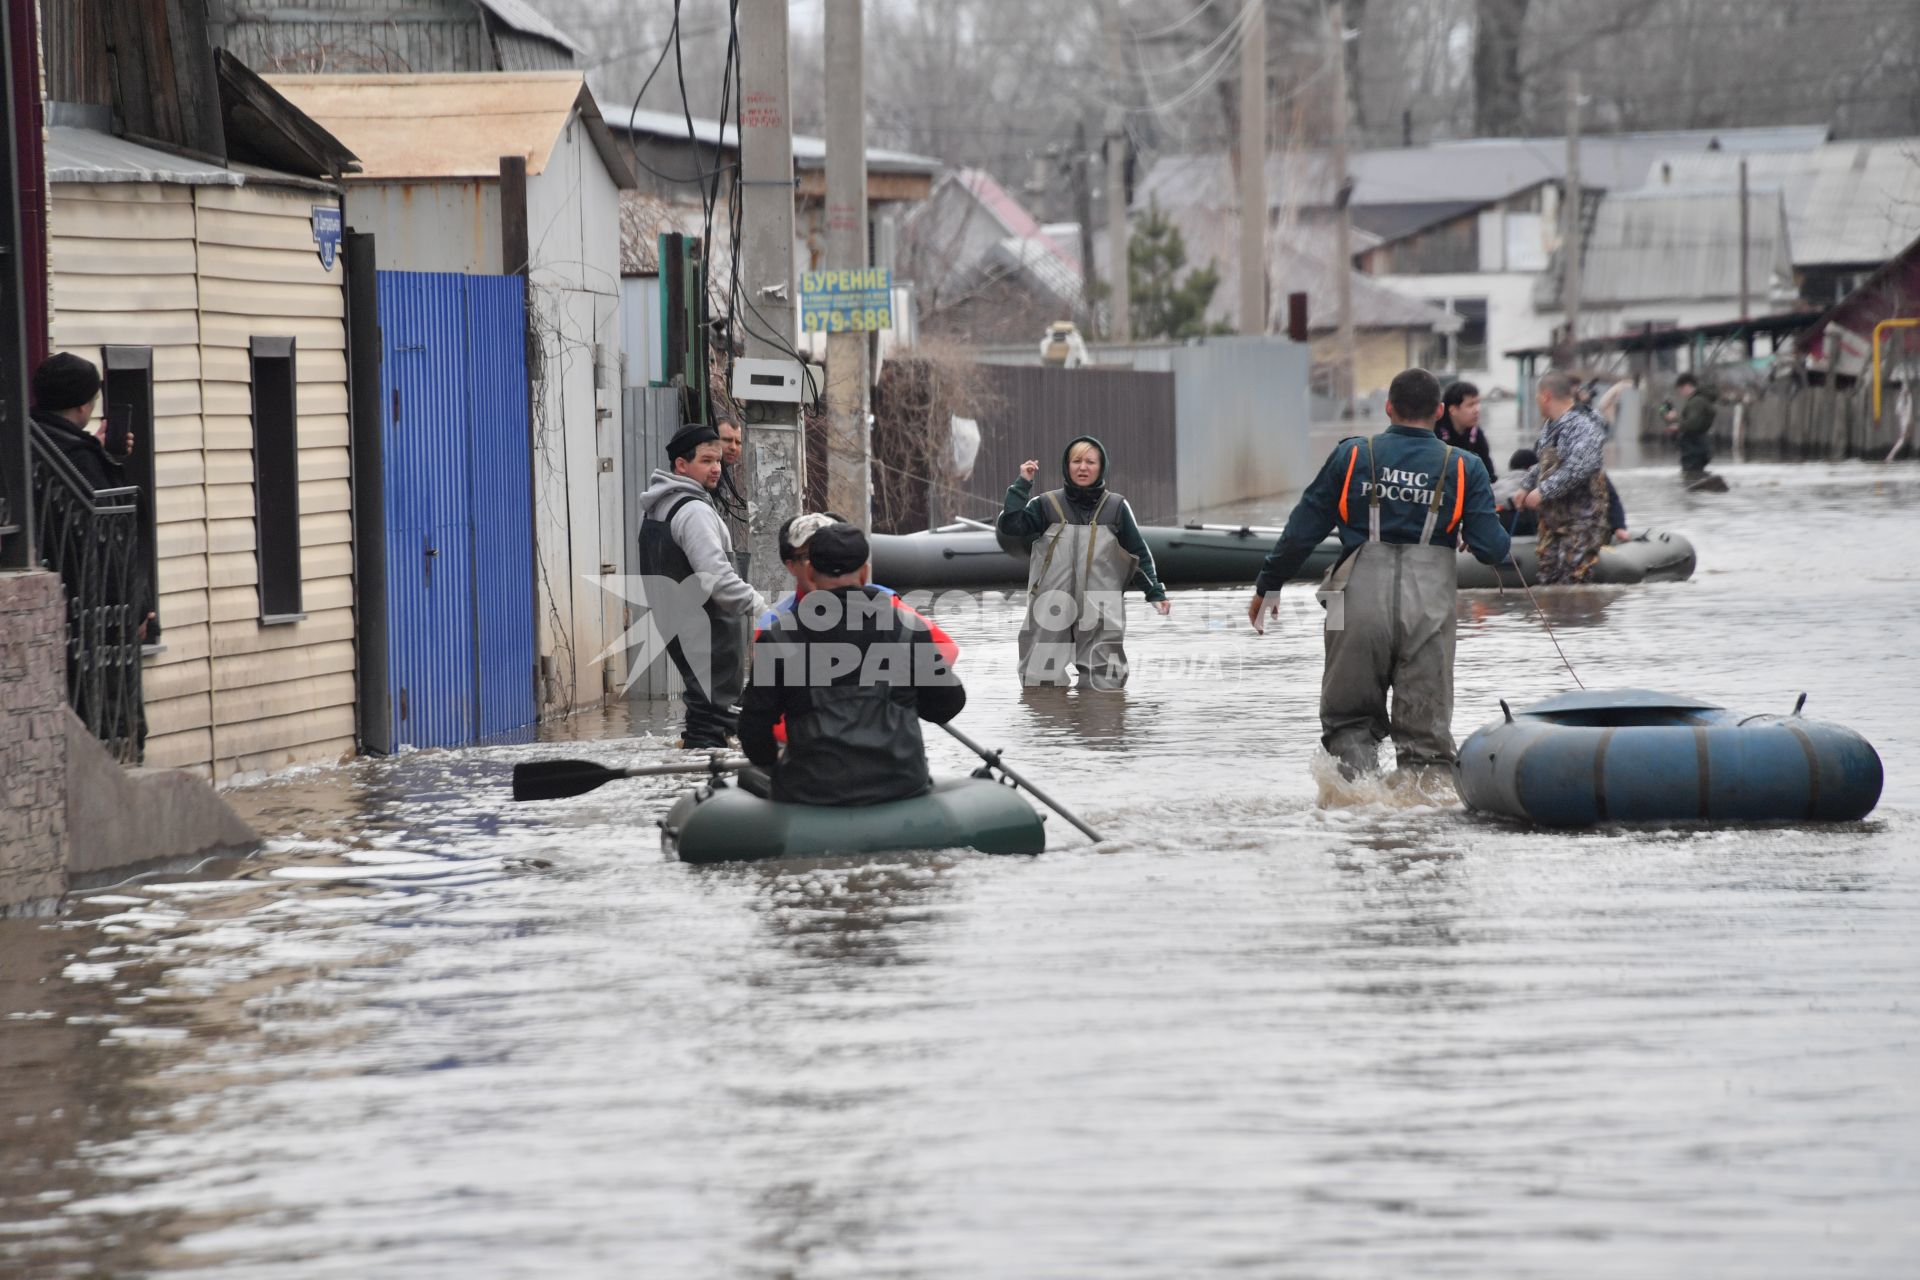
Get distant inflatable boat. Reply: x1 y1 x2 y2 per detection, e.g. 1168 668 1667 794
1454 689 1884 827
868 523 1696 592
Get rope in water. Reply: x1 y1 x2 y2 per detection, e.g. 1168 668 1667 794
1508 553 1587 690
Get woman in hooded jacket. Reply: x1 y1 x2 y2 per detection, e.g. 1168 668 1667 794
997 436 1169 690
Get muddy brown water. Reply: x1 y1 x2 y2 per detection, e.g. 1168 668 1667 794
4 455 1917 1277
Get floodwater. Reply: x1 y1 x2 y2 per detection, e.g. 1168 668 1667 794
5 453 1918 1278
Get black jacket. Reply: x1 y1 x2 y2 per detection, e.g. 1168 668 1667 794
1435 413 1498 483
32 407 124 494
740 584 966 806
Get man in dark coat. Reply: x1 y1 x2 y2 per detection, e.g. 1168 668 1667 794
1667 372 1718 479
31 352 125 493
740 523 966 806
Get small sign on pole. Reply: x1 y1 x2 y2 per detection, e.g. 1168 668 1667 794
800 267 892 333
311 205 342 271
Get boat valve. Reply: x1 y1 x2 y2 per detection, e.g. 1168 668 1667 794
1500 699 1513 723
1793 692 1808 717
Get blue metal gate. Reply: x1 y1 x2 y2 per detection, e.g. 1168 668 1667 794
376 271 534 749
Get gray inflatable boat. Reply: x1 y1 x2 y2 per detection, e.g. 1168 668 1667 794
869 523 1696 592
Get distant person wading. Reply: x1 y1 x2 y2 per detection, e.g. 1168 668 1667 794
997 436 1169 690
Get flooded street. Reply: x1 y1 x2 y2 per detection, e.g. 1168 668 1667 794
5 456 1919 1277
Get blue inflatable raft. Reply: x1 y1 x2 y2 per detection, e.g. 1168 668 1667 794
1454 689 1884 827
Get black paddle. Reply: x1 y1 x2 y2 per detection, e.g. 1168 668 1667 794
938 722 1105 843
512 754 750 802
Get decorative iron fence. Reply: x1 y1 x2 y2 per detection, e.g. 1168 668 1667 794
30 423 145 763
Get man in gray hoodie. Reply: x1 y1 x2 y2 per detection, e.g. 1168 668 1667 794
638 422 767 748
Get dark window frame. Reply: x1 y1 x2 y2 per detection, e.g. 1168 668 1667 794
100 345 160 646
248 335 304 624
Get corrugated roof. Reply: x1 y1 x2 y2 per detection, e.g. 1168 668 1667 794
1643 141 1920 266
477 0 584 55
601 100 944 175
987 234 1082 306
1534 185 1796 309
1134 125 1833 226
268 72 631 185
44 125 245 186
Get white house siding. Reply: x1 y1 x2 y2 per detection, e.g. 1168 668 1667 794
525 110 626 708
46 179 356 780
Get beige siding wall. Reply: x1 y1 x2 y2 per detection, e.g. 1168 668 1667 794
48 180 356 781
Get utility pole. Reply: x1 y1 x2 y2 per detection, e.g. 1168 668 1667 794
1071 122 1097 332
1563 70 1582 360
1237 0 1267 334
1331 1 1355 411
1103 10 1131 342
823 0 871 528
1737 157 1751 321
739 0 803 596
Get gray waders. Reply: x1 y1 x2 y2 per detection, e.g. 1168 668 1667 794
1019 490 1138 690
1316 440 1461 777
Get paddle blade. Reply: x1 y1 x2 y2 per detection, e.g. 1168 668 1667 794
512 759 625 802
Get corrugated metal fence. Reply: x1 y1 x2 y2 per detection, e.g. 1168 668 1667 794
959 365 1179 525
971 336 1313 514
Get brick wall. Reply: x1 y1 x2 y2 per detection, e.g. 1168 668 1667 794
0 571 68 913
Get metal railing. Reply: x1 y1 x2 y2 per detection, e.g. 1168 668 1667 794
30 423 145 763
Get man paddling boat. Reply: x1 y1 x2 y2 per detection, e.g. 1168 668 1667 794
1248 367 1510 781
741 523 966 806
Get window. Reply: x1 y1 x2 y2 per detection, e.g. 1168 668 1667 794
101 346 158 640
1419 297 1490 374
249 336 303 622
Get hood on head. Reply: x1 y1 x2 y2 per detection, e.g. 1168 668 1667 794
639 467 710 519
1060 435 1107 486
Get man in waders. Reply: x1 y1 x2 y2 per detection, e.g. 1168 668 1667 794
1510 370 1612 584
1247 368 1511 780
637 422 766 748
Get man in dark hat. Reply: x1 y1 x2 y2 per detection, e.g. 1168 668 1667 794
739 522 966 806
637 420 766 748
31 352 129 493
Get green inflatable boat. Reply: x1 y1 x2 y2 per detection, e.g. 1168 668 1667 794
661 776 1048 864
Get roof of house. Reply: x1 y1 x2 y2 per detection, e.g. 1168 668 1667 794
601 101 944 176
1800 227 1920 359
45 125 245 186
984 234 1083 307
948 169 1081 276
1154 205 1446 333
477 0 585 55
267 72 633 186
1642 141 1920 267
1134 125 1833 246
1535 185 1796 310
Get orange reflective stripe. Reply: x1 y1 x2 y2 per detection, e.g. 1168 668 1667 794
1337 445 1359 523
1447 455 1466 533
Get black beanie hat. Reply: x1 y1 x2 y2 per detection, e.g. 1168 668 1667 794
667 421 721 462
31 352 102 413
806 522 870 577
